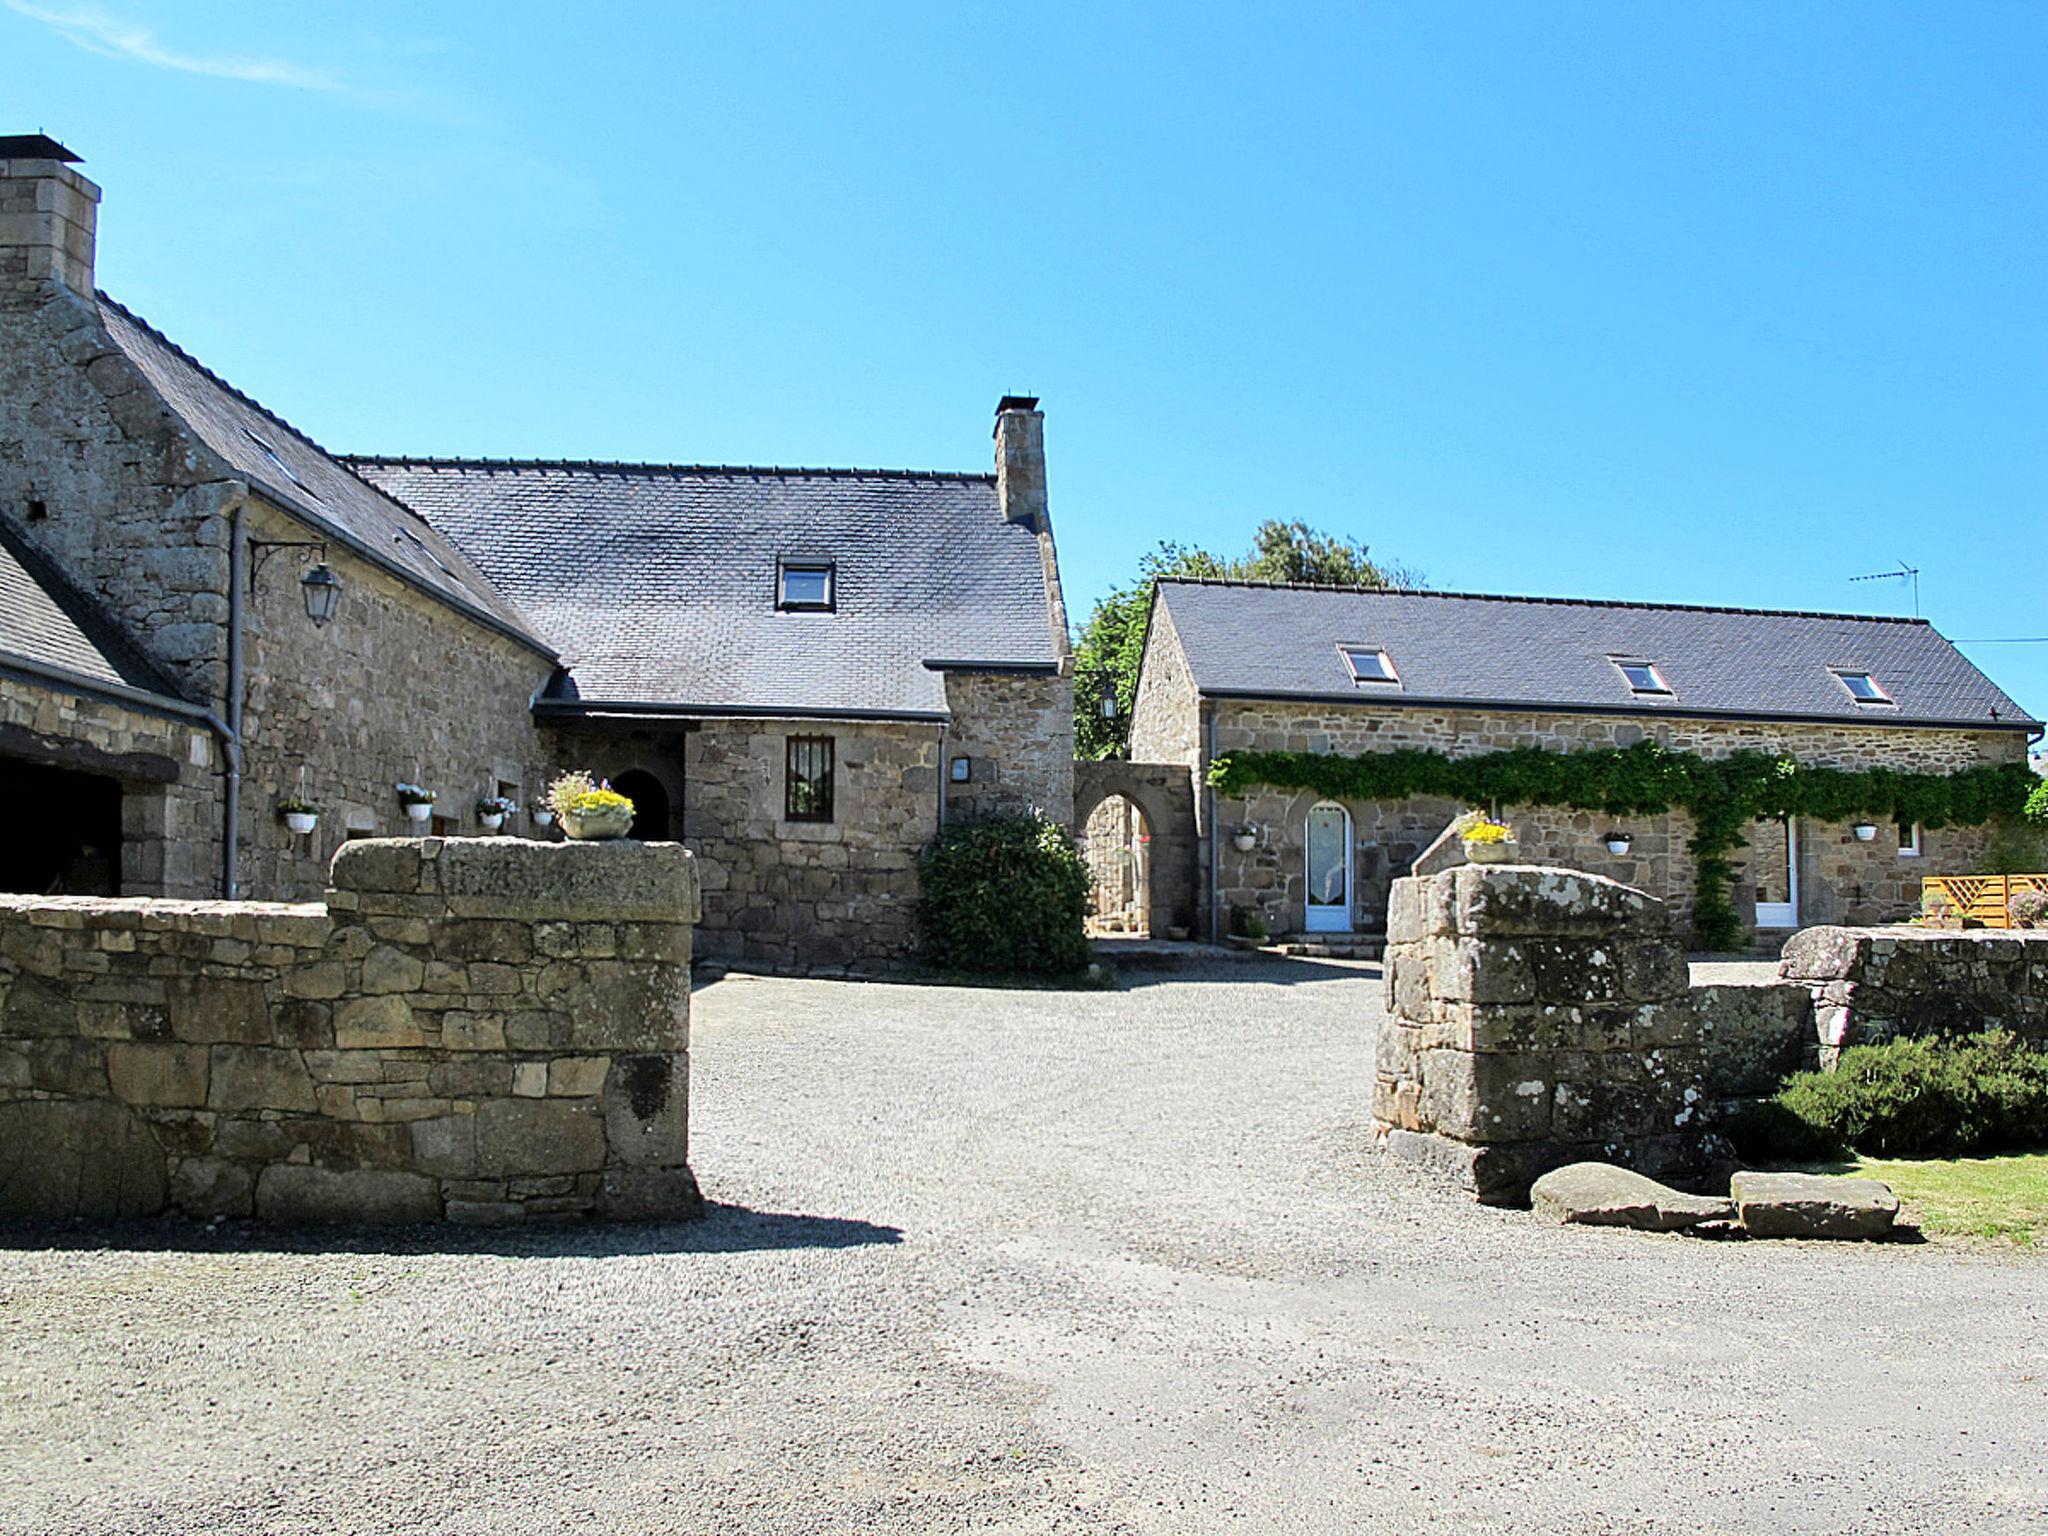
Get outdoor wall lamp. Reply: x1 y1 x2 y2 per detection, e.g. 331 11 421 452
1099 683 1118 719
249 538 342 627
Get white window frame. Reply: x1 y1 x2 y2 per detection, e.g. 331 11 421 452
1896 820 1922 858
1832 670 1893 706
1610 657 1672 695
1339 645 1399 685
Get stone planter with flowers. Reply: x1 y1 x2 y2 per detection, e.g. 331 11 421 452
547 770 636 841
1456 812 1518 865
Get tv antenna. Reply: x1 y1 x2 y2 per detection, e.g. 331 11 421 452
1849 560 1920 617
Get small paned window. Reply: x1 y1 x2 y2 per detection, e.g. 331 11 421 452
777 560 834 611
1834 671 1891 705
950 756 972 783
785 736 835 823
1896 820 1922 857
1340 646 1399 684
1612 659 1671 695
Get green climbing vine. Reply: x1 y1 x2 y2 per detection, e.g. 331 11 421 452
1206 741 2038 951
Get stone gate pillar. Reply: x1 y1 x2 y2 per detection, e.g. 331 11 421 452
1374 863 1700 1204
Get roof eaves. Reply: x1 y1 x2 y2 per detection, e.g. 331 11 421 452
533 698 949 725
0 648 215 726
1195 684 2043 733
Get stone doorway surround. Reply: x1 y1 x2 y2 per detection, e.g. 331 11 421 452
1072 761 1197 940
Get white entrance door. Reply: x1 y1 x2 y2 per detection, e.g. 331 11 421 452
1304 802 1352 933
1754 816 1799 929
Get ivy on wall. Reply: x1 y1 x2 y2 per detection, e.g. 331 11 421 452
1207 741 2038 951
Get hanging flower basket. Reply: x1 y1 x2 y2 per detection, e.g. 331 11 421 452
475 795 520 833
1852 822 1878 842
1232 827 1258 853
1604 832 1633 855
397 783 436 824
278 797 320 836
533 808 555 828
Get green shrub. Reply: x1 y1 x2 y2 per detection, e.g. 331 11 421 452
917 814 1092 975
1757 1032 2048 1159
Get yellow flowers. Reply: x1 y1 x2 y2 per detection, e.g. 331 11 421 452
1460 816 1514 845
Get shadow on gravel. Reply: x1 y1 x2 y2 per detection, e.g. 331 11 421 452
1114 955 1379 989
0 1202 903 1259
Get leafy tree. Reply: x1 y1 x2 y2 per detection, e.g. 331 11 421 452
1073 521 1418 759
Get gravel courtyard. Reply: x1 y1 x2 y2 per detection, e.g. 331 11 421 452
2 957 2042 1535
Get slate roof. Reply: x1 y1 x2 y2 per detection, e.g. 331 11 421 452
94 297 549 655
348 459 1062 718
1154 580 2039 731
0 517 190 710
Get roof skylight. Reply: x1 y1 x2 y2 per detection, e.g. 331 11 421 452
1611 658 1671 695
778 559 834 611
1834 670 1892 705
1340 646 1398 685
242 426 315 497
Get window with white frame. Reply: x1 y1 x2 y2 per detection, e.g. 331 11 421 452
1834 670 1892 705
1340 646 1399 685
1610 658 1671 695
1896 819 1922 857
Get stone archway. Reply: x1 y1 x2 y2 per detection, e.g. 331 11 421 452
1072 762 1197 940
610 769 672 842
1082 793 1151 936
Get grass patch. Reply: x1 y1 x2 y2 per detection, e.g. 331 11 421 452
1840 1149 2048 1246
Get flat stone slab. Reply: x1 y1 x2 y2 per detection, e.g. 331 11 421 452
1530 1161 1734 1231
1730 1170 1899 1240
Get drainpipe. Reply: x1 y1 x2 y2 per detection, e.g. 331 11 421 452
222 501 248 899
1205 702 1219 945
935 721 948 833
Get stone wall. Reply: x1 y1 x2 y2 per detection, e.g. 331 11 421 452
0 836 701 1224
1072 760 1199 938
1207 697 2019 942
1375 863 1705 1203
1126 599 1202 775
684 718 939 967
1780 925 2048 1058
236 495 557 900
0 278 238 706
941 670 1075 828
0 675 220 896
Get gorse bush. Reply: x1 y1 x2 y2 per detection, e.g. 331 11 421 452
1731 1032 2048 1161
917 814 1092 975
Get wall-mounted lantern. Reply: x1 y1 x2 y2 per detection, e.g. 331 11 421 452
249 538 342 627
1099 682 1118 720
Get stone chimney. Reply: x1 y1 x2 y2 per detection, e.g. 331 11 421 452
0 135 98 302
993 395 1046 529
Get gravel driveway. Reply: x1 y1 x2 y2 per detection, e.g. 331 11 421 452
2 958 2041 1535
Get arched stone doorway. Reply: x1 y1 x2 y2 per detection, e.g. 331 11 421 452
610 769 672 841
1081 793 1151 936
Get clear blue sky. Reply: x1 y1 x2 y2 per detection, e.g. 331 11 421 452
8 3 2044 721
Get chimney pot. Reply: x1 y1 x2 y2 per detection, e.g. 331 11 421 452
0 133 99 300
993 395 1047 529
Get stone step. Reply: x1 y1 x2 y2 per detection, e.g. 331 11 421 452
1266 934 1386 961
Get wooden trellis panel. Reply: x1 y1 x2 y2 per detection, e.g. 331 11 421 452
1922 873 2048 928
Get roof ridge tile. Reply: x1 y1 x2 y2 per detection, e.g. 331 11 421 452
1154 576 1930 627
343 454 994 484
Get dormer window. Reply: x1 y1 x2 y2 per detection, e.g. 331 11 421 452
1833 670 1892 705
777 560 834 611
1340 646 1399 685
1611 658 1671 695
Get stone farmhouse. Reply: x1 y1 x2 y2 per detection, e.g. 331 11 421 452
1125 578 2039 946
0 138 1071 966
